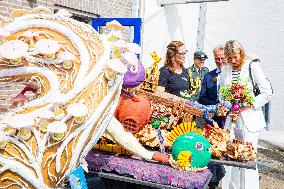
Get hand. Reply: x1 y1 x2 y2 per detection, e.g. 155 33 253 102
240 104 251 112
152 152 170 163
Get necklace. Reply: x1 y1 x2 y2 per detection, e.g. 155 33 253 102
172 67 182 74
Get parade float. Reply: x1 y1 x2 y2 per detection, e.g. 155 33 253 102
90 45 256 188
0 6 257 189
98 48 256 163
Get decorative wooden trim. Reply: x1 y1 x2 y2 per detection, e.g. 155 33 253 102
136 89 204 118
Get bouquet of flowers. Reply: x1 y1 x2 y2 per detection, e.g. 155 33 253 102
219 77 255 122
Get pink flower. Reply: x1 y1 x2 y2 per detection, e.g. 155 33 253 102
231 103 240 111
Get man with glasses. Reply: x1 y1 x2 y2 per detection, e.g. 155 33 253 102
187 50 209 101
198 44 227 189
199 44 227 126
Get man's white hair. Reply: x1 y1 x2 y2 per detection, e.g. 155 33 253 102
213 44 225 52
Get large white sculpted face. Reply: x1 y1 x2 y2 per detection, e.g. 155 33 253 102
0 10 126 188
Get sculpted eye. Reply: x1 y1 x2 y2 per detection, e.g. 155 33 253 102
129 65 138 73
195 142 203 151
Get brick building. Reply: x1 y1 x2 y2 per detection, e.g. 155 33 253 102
0 0 132 18
0 0 132 112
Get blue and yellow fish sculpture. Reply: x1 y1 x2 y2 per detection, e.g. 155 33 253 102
167 122 212 172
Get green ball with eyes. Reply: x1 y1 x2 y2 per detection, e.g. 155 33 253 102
172 132 212 169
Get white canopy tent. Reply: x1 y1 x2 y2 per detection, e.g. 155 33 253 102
137 0 284 146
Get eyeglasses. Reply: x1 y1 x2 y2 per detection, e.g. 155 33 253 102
214 57 226 61
176 50 188 56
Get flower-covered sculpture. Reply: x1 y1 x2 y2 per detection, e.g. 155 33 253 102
0 8 166 189
168 122 212 171
140 51 162 92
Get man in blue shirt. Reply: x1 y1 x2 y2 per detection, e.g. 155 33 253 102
199 44 227 127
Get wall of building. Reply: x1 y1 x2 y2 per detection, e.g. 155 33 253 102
0 0 132 113
0 0 54 17
0 0 132 19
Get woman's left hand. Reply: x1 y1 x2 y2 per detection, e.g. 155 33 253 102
240 104 252 112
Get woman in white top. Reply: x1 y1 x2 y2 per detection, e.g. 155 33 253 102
220 40 272 189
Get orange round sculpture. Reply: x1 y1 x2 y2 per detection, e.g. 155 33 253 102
115 95 151 133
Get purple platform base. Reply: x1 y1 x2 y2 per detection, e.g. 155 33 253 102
86 150 212 189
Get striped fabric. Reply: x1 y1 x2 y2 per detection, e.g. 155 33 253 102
232 70 241 84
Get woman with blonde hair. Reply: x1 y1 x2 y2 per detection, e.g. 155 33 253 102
220 40 272 189
158 41 190 97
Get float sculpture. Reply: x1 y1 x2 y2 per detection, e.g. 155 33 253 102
0 8 166 189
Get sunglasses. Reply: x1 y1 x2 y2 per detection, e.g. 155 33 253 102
176 50 188 56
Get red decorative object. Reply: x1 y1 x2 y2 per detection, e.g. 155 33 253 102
115 95 151 133
20 85 38 94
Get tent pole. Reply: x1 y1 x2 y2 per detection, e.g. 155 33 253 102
196 3 207 51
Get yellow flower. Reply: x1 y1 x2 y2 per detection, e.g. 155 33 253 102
211 77 217 82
